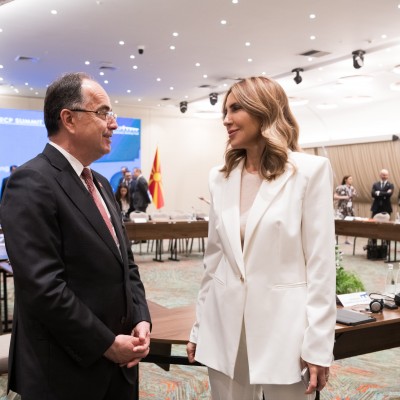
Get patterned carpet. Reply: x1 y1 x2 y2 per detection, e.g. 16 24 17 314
1 237 400 399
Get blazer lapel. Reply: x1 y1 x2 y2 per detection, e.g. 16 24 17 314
220 162 245 275
243 161 294 255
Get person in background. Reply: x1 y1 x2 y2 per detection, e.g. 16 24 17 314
118 166 129 185
132 168 150 212
122 171 136 197
371 169 394 217
0 72 150 400
116 184 134 220
186 76 336 400
0 164 17 202
334 175 357 244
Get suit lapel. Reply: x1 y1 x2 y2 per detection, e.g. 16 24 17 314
243 161 294 257
220 163 245 275
42 145 122 263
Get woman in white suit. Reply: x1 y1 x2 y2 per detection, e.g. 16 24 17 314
187 77 336 400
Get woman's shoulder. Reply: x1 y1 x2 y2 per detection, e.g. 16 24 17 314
289 151 330 171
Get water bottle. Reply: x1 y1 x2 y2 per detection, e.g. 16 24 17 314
385 264 396 295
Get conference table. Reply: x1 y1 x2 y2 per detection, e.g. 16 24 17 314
125 220 208 261
145 301 400 367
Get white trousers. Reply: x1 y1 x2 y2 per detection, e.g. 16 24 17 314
208 325 314 400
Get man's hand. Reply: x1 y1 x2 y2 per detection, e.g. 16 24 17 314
104 335 143 365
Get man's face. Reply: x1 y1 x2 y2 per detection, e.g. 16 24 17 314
380 171 389 181
71 79 118 165
125 172 132 181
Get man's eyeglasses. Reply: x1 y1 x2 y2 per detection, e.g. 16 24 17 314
69 109 117 121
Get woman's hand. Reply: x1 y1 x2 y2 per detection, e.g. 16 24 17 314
186 341 197 363
301 359 330 394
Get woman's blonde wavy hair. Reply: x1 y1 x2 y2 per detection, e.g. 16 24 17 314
220 76 301 180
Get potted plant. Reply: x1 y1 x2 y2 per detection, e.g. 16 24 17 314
335 245 365 295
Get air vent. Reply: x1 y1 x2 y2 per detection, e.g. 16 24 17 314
198 84 211 88
0 0 15 6
99 65 117 71
299 50 330 57
161 97 171 101
15 55 39 62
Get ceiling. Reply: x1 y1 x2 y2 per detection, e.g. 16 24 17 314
1 0 400 119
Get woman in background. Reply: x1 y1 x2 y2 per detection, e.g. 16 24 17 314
334 175 357 244
115 184 133 220
187 76 336 400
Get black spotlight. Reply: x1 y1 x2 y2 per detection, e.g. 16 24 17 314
179 101 188 113
352 50 365 69
292 68 303 85
209 92 218 106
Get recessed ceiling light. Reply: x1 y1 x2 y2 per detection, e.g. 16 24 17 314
0 77 3 81
245 42 251 46
0 28 3 33
172 32 179 37
310 35 316 40
343 96 372 104
390 82 400 91
156 78 161 82
104 80 108 84
130 55 135 59
114 100 119 104
381 34 387 39
99 71 104 76
85 61 90 65
24 82 28 86
30 87 33 90
169 45 176 50
203 74 208 78
127 89 131 93
220 20 227 25
35 92 39 95
119 41 125 46
337 75 373 84
169 86 174 90
247 58 253 62
308 57 313 61
0 65 4 69
309 13 316 19
50 10 57 15
138 99 142 102
288 97 309 106
317 103 338 110
195 62 200 67
232 0 239 3
132 65 138 69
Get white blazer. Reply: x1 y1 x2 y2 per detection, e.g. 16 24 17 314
190 151 336 384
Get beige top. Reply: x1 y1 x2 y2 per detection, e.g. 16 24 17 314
240 168 263 247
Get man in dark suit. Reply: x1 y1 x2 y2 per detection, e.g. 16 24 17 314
370 169 394 217
0 164 17 202
0 73 151 400
132 168 151 212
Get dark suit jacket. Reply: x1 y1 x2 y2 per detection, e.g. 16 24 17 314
371 180 394 215
0 144 151 400
132 176 150 212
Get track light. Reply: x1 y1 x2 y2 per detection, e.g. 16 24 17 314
352 50 365 69
292 68 303 85
209 92 218 106
179 101 188 113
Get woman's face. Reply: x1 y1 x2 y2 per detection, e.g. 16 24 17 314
223 93 263 150
120 187 128 197
346 176 353 185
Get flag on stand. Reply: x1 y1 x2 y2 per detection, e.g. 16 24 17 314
148 147 165 209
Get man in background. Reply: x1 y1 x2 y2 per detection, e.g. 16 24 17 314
132 168 151 212
371 169 394 217
1 72 150 400
0 164 17 202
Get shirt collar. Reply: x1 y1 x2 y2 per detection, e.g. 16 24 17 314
49 141 86 177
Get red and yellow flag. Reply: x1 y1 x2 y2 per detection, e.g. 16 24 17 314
148 147 165 209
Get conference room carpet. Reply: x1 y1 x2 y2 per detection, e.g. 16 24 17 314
0 236 399 399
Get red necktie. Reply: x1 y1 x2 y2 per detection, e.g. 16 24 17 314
81 168 119 245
